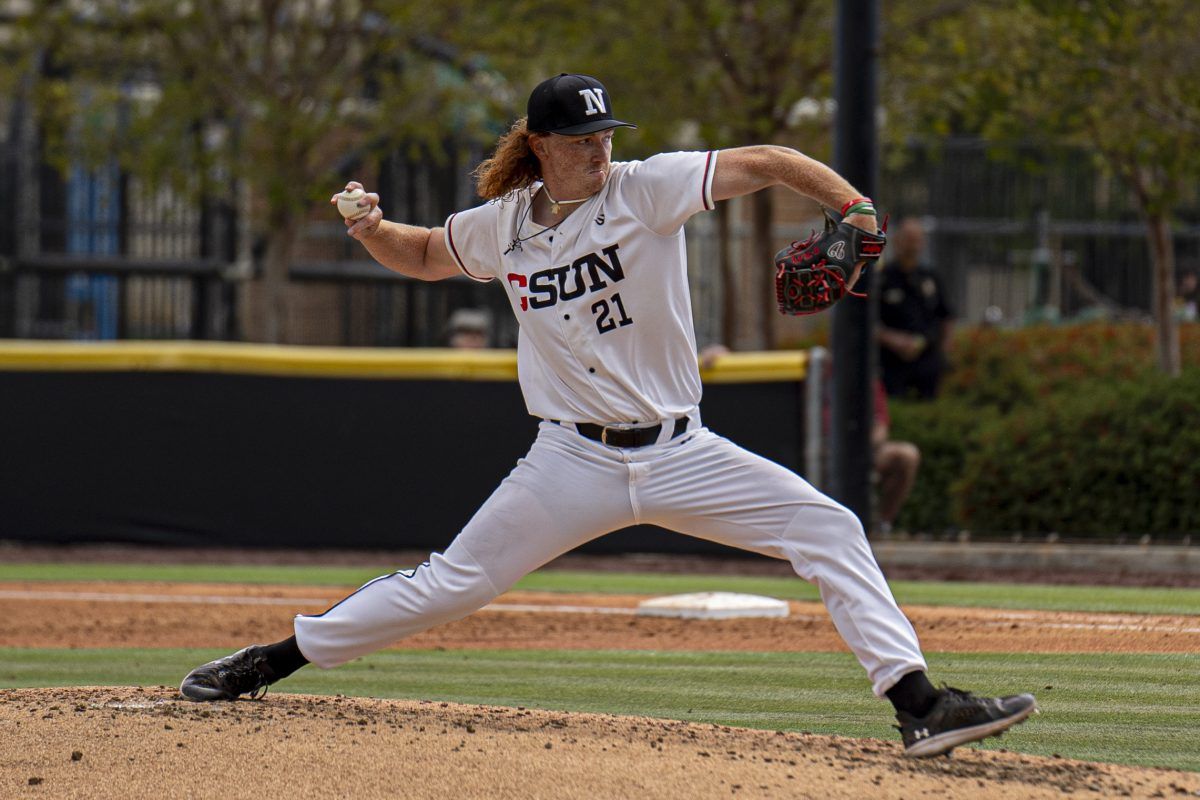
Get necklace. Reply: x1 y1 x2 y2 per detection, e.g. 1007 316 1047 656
542 185 591 216
503 191 562 255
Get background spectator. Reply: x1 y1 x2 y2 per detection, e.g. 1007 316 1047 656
872 380 919 536
698 343 731 369
446 308 492 349
878 219 954 399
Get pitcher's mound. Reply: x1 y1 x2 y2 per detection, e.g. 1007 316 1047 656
2 686 1195 799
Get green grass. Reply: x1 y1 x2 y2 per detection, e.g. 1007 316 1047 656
1 647 1196 772
3 561 1200 615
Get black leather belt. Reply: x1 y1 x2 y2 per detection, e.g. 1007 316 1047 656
556 417 690 448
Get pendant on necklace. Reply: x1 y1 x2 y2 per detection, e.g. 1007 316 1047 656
550 201 561 215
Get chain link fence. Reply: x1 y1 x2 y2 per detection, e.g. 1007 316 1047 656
880 139 1200 327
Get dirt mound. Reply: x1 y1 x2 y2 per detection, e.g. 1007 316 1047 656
3 687 1197 799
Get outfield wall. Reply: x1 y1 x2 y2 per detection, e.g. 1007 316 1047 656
0 342 808 554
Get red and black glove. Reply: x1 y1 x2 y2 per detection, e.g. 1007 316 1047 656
775 210 887 315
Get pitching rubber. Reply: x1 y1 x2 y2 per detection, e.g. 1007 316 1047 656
904 694 1039 758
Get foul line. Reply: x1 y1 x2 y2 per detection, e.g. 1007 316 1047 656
983 610 1200 634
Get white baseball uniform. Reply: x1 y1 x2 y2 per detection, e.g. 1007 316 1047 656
293 151 928 696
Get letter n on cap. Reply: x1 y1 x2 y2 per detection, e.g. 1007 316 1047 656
578 88 606 115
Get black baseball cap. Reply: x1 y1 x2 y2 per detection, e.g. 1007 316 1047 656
526 74 637 135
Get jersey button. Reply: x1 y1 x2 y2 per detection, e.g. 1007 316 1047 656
563 314 570 320
588 367 596 374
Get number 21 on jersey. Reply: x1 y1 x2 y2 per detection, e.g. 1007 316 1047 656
591 293 633 334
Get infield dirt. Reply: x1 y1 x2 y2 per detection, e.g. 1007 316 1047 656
3 576 1200 798
4 686 1200 800
1 581 1199 654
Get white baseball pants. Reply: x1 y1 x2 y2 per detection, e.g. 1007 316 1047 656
293 421 927 696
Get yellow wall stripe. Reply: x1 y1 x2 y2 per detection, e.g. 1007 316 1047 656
0 340 807 383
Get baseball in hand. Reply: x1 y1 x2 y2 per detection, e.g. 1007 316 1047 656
336 188 370 220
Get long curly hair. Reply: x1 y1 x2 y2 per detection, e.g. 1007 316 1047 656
472 118 542 200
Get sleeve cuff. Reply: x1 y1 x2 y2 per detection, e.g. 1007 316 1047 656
701 150 717 211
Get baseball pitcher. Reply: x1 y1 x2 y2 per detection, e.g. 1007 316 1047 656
180 74 1036 758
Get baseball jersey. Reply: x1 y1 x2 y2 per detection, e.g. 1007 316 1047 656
444 151 718 425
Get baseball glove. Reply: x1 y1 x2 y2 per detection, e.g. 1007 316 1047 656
775 211 887 315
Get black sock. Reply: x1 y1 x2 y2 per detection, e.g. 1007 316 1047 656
886 671 940 718
258 636 309 682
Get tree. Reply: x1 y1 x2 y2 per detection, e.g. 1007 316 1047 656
885 0 1200 375
480 0 837 349
628 1 837 350
21 1 505 343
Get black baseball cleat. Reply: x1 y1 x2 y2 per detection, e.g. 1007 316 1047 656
897 686 1038 758
179 645 278 701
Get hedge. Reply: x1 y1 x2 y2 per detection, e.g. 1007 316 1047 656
944 322 1200 412
952 369 1200 536
888 399 998 534
884 322 1200 536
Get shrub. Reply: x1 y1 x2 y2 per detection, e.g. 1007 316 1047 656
880 323 1200 536
888 399 1000 534
952 369 1200 535
943 321 1200 410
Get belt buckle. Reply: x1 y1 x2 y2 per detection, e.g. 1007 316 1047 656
600 424 633 446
